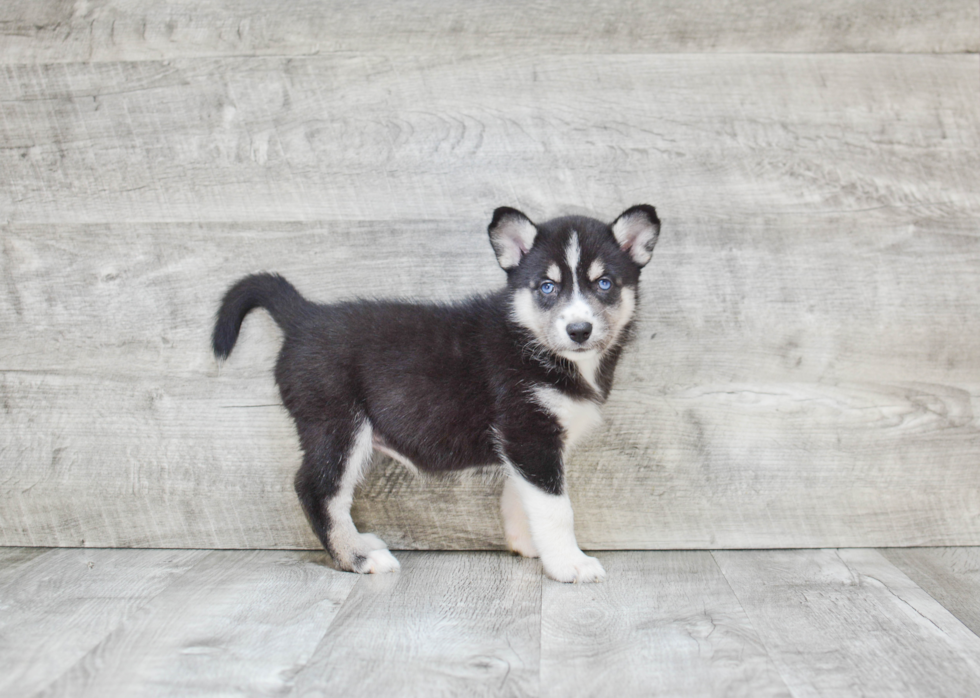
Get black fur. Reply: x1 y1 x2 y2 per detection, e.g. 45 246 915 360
212 273 311 358
212 207 658 571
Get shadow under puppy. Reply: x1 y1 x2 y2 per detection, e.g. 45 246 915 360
212 205 660 583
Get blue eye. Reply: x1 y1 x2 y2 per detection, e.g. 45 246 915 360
597 277 612 291
540 281 556 295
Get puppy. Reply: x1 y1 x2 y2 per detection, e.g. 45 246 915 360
212 205 660 583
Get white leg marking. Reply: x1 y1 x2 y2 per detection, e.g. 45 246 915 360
500 476 539 558
359 547 401 574
508 471 605 583
359 532 389 551
328 421 399 574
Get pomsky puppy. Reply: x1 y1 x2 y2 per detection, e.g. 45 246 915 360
212 205 660 583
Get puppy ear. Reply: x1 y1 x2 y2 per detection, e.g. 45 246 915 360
611 205 661 267
488 207 538 270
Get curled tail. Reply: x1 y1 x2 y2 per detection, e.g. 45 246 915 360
212 273 312 359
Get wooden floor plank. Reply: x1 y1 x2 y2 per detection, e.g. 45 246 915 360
714 549 980 698
0 547 51 586
33 550 359 698
1 0 976 64
881 547 980 638
0 548 207 697
0 54 977 226
540 551 791 698
3 549 980 696
290 552 541 697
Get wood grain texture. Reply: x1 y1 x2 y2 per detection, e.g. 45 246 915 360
881 547 980 638
541 551 791 697
2 209 980 549
0 0 976 64
2 5 980 552
32 550 359 698
0 548 207 697
0 546 49 586
3 209 980 549
0 54 978 226
291 552 541 698
714 549 980 698
5 549 980 697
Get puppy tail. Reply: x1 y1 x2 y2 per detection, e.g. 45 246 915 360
212 273 311 359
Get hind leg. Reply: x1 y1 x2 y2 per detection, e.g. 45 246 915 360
294 418 399 574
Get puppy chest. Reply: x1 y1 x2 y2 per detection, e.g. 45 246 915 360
532 385 604 451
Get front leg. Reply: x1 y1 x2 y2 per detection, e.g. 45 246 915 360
500 476 539 558
505 470 605 584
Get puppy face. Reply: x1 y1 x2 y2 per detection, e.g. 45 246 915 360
488 206 660 359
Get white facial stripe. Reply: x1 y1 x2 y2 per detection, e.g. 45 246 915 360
559 293 595 324
564 232 581 293
588 259 604 281
547 263 561 283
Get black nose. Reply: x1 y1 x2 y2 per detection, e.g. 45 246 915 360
566 322 592 344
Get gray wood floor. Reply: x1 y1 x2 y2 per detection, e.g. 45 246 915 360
2 547 980 697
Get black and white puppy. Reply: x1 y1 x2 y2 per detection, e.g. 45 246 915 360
212 205 660 583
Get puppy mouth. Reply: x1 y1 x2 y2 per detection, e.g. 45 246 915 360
561 345 602 357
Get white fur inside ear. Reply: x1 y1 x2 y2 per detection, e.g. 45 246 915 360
612 211 659 266
490 213 537 269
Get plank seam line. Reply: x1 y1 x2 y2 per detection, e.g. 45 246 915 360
708 550 802 698
0 50 979 70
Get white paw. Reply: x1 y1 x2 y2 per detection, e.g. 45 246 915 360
543 553 606 584
359 532 389 551
358 548 401 574
506 532 540 558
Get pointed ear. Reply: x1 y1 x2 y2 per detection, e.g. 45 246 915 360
611 204 660 267
488 207 538 270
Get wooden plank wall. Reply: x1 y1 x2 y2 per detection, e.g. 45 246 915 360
1 1 979 550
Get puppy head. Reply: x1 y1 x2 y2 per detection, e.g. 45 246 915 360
488 205 660 359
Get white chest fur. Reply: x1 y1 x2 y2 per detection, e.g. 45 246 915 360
532 385 604 455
